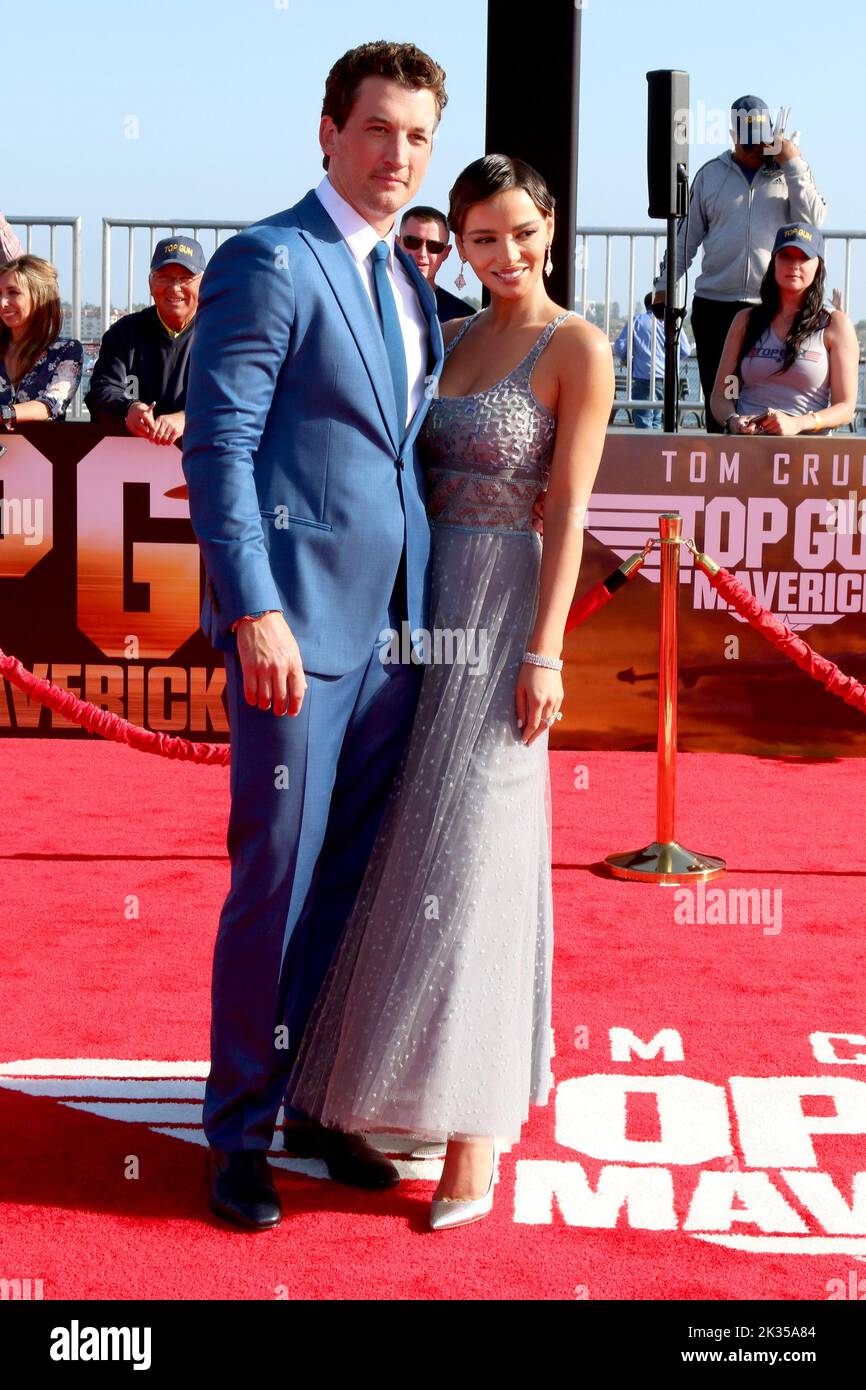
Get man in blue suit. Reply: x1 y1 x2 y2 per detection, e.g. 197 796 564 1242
182 41 447 1229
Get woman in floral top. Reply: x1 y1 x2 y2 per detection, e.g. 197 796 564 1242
0 255 83 424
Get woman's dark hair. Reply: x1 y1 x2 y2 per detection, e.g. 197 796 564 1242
447 154 555 239
321 41 447 171
734 252 828 387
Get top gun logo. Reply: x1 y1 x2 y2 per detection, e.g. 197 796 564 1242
586 446 866 633
3 1027 865 1257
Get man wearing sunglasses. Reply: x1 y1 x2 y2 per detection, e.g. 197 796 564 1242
398 205 477 322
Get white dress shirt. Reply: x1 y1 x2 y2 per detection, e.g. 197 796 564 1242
315 175 428 430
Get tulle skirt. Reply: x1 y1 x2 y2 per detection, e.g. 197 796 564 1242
283 521 555 1148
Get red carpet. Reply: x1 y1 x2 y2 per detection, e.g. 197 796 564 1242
1 739 865 1300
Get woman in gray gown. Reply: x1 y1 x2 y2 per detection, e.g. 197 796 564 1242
285 154 613 1229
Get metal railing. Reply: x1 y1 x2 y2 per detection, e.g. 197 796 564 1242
5 216 865 431
100 218 248 333
575 226 866 430
7 215 83 416
6 215 246 420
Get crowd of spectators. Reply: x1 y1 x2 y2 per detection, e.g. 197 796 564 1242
1 98 859 437
0 203 476 436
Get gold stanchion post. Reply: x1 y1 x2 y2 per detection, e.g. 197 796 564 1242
605 512 725 884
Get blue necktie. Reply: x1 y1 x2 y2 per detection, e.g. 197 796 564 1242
369 240 408 432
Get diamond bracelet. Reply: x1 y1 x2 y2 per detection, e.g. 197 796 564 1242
522 651 563 671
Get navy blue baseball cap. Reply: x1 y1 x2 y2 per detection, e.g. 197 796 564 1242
150 236 206 275
731 95 773 148
771 222 825 260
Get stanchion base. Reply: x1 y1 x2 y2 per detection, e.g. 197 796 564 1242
605 840 726 884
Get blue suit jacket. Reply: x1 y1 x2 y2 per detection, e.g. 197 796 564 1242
182 189 445 676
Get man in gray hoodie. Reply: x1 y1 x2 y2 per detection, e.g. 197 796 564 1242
653 96 827 431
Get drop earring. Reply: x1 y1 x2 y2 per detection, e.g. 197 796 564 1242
454 258 467 291
544 242 553 277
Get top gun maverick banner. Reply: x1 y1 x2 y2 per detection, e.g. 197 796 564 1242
1 427 865 756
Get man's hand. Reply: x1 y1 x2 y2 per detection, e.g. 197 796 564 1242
531 488 546 539
125 401 156 439
150 410 185 446
774 137 800 163
236 611 307 716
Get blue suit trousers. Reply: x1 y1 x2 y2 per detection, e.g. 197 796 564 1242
202 565 422 1151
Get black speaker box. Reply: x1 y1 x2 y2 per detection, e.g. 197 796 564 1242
647 70 689 218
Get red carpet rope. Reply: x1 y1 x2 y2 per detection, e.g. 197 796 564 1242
690 546 866 715
1 549 651 766
565 546 651 632
0 648 230 765
3 531 862 768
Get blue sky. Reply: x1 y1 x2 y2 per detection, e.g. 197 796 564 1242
6 0 863 316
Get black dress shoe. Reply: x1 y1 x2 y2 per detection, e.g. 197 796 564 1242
208 1149 282 1229
283 1119 401 1189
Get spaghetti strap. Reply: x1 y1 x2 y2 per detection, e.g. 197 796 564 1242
443 308 577 387
443 315 477 359
522 310 577 368
509 310 577 388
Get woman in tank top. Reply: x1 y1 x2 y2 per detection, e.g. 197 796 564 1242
710 222 858 436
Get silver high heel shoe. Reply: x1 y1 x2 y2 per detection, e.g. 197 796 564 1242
429 1142 497 1231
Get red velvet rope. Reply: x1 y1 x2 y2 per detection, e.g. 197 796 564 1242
0 648 230 765
565 579 615 632
565 554 647 633
8 548 858 764
697 565 866 715
2 554 635 764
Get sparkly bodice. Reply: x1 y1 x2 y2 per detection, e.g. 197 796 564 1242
418 310 576 531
